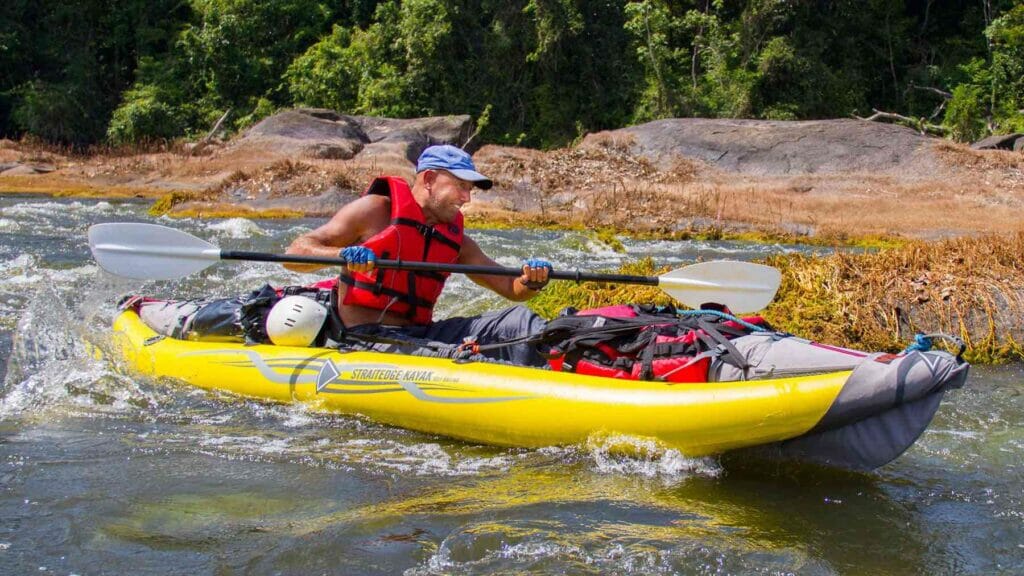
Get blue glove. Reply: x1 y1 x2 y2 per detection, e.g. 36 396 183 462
521 258 552 291
341 246 376 273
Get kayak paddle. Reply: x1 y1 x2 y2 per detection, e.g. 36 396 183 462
88 223 782 312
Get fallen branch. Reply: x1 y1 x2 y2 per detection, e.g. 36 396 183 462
854 108 949 136
189 108 232 157
909 83 952 100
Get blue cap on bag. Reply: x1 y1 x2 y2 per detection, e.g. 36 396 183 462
416 145 493 190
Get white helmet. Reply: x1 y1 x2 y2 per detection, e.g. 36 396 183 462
265 295 328 347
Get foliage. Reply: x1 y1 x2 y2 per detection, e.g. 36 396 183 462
285 25 359 113
107 83 183 145
3 1 1024 146
945 82 988 142
11 80 107 145
985 5 1024 133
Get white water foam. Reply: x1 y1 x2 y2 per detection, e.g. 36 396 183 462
3 200 120 219
0 255 43 287
539 435 722 482
206 218 265 239
0 257 155 420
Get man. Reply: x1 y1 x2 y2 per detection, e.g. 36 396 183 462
283 144 550 365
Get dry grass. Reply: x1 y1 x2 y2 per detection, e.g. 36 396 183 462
475 141 699 227
933 140 1024 172
206 159 362 199
577 170 1024 239
470 139 1024 243
528 234 1024 363
762 233 1024 362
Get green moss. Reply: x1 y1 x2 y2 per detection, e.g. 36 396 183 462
467 213 907 251
167 206 306 219
593 228 626 252
629 227 907 250
148 191 196 216
527 258 675 319
0 177 168 199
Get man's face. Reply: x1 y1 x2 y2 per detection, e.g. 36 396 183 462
425 170 474 223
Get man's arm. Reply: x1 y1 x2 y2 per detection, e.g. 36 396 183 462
460 235 548 301
283 195 390 272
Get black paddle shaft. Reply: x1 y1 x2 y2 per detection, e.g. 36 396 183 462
221 250 660 286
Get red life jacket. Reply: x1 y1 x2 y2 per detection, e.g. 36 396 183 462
541 305 767 383
340 176 463 325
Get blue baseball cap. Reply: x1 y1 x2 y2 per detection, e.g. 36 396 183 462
416 145 493 190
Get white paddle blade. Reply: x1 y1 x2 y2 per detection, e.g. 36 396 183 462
659 260 782 313
88 223 222 280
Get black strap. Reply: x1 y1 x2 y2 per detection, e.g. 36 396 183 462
338 275 435 309
373 251 390 295
405 269 418 319
392 217 461 252
697 319 749 370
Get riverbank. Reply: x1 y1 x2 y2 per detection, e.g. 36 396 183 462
3 112 1023 361
4 112 1023 241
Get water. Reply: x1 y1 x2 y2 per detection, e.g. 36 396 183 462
0 194 1020 575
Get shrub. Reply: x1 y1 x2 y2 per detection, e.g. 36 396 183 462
107 84 183 145
944 83 987 142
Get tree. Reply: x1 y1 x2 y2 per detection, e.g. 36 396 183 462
986 5 1024 132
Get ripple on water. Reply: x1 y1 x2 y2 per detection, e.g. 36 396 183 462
186 428 517 476
406 517 830 576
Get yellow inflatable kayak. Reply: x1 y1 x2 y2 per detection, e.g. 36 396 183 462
109 309 969 470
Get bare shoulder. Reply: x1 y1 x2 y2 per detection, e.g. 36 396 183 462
298 195 390 248
333 195 390 228
339 193 389 218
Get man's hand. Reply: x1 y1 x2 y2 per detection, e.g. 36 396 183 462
341 246 377 274
519 258 552 291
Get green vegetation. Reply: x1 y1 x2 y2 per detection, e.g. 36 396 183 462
2 1 1022 148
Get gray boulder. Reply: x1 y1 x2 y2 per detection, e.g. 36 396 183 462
351 115 476 163
604 118 941 176
970 133 1023 151
240 108 368 159
235 108 476 163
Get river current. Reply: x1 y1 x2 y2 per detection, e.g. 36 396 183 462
0 194 1020 575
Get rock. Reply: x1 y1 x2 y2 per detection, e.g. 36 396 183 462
602 118 941 176
1015 138 1024 153
0 164 46 176
352 115 475 163
306 143 360 159
231 109 476 163
238 108 368 160
184 142 215 156
970 133 1023 150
